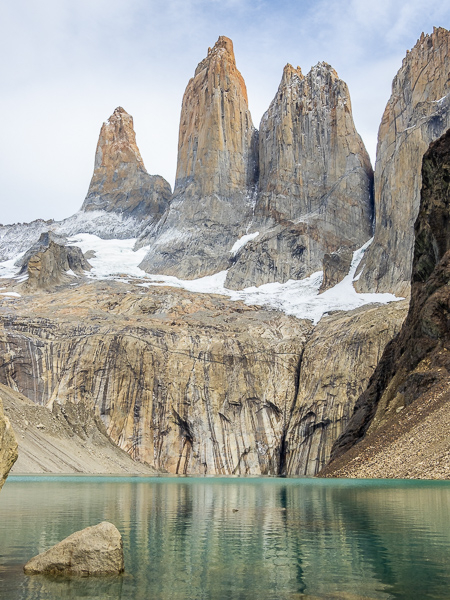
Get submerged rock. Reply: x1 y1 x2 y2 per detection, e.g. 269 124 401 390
24 522 124 576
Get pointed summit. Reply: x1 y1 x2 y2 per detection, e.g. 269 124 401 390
139 36 259 279
355 26 450 295
82 107 171 220
225 61 374 290
174 35 258 198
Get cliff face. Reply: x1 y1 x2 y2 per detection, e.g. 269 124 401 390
0 274 405 476
0 391 17 492
0 282 312 475
225 62 373 290
0 384 156 475
322 128 450 479
82 107 172 220
356 27 450 296
138 37 258 279
284 300 407 475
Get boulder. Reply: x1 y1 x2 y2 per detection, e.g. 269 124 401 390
24 522 124 576
0 395 18 492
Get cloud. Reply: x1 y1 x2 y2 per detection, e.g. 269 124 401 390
0 0 449 223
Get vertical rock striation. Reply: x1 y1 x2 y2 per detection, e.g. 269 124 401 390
323 128 450 478
225 62 373 289
0 392 17 492
138 36 259 278
82 107 172 221
355 27 450 296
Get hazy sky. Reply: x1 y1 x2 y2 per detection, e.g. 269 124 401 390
1 1 449 224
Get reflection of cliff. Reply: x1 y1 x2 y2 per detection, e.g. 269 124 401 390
1 479 449 599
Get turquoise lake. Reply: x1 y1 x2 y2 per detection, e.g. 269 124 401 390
0 476 449 599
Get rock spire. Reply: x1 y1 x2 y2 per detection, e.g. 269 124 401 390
82 107 172 220
225 61 374 289
355 27 450 296
138 36 259 278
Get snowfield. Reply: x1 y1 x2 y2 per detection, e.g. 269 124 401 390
0 233 402 324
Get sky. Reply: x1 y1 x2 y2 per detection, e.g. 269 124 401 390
1 0 449 225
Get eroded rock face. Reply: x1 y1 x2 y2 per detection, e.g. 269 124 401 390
0 393 17 492
355 27 450 296
138 36 258 279
322 128 450 478
20 233 91 290
0 282 312 475
319 247 354 293
23 522 124 576
283 301 407 475
82 107 172 220
225 62 373 289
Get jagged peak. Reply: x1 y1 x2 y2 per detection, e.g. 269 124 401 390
195 35 236 76
281 63 303 85
403 26 449 64
308 61 339 80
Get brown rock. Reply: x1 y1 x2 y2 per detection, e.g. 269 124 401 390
138 36 258 279
82 107 172 220
225 62 373 289
284 301 407 475
20 233 91 291
0 281 312 475
23 522 124 576
355 27 450 296
0 393 17 493
319 247 354 293
322 127 450 479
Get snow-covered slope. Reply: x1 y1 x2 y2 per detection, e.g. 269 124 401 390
0 210 153 262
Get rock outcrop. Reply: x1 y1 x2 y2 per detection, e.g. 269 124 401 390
82 107 172 221
0 383 156 474
19 233 91 291
0 274 406 476
283 300 407 475
225 62 373 289
24 522 124 576
355 27 450 296
138 36 258 279
0 281 312 475
0 392 17 492
319 247 354 293
322 128 450 479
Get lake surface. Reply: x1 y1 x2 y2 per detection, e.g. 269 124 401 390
0 476 449 599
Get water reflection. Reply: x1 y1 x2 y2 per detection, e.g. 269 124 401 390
0 477 449 599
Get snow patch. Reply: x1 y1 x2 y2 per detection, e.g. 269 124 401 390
0 292 21 297
66 269 78 277
230 232 259 255
0 234 402 324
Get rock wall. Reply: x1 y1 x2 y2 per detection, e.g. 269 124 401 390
225 62 373 290
138 36 259 279
0 282 312 475
322 128 450 478
0 390 17 491
284 301 407 475
82 106 172 220
0 276 406 476
356 27 450 296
